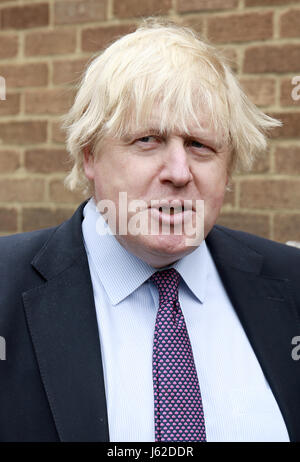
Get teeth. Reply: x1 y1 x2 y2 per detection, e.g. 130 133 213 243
160 206 182 214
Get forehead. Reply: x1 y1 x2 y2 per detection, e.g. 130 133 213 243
122 109 228 149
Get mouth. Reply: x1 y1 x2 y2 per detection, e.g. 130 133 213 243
157 206 184 215
149 199 194 213
148 200 195 226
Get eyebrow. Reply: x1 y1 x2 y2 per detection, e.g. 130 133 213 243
122 128 225 149
122 128 165 141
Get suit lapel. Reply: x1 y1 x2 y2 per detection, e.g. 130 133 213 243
206 226 300 442
22 201 110 442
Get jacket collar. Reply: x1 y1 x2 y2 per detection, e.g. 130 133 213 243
31 200 89 281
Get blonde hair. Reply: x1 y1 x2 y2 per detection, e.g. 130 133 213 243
62 18 281 195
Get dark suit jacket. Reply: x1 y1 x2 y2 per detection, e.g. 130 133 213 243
0 200 300 442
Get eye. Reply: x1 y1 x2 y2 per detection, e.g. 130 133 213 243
137 136 157 143
133 135 161 150
190 140 205 149
187 139 214 154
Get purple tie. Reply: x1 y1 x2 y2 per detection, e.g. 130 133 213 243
150 268 206 442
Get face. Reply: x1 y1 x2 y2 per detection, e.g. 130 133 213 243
83 114 230 268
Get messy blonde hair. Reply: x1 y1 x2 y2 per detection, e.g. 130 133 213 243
62 18 281 195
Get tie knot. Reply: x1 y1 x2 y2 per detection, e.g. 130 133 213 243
150 268 180 298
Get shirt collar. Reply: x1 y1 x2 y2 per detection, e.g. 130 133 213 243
82 197 208 305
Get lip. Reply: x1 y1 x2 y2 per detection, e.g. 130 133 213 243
149 206 195 227
148 199 195 212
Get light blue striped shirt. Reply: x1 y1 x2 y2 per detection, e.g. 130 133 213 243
82 198 289 442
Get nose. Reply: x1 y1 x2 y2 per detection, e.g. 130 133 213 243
159 138 193 187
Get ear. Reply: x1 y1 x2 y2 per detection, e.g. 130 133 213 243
83 146 95 181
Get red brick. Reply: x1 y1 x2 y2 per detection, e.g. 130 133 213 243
240 179 300 209
113 0 171 19
217 212 270 238
280 78 300 106
54 0 107 25
269 112 300 139
0 207 17 232
207 12 273 43
51 121 66 144
1 3 49 30
82 24 136 52
177 0 238 13
0 149 20 173
240 78 276 107
246 0 298 6
22 207 73 232
0 121 47 144
280 9 300 38
251 152 271 173
274 213 300 243
0 92 20 115
219 47 238 72
274 145 300 174
237 150 271 174
25 30 76 56
25 88 75 115
177 16 205 35
244 45 300 74
53 58 89 85
0 63 48 88
49 179 85 203
0 34 18 59
25 149 69 173
0 178 45 202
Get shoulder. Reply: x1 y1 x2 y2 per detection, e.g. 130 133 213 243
214 224 299 255
0 200 87 283
0 226 58 276
211 224 300 277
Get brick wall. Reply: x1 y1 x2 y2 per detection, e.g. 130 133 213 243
0 0 299 242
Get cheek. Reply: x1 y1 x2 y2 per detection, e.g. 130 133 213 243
92 167 116 202
196 168 227 198
93 157 154 202
210 189 226 210
211 182 227 209
195 167 228 216
120 159 158 197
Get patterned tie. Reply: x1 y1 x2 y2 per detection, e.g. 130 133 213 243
150 268 206 442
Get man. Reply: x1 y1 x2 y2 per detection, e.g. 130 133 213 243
0 20 299 442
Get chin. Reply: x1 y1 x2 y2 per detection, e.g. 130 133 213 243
140 233 195 258
116 232 198 268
